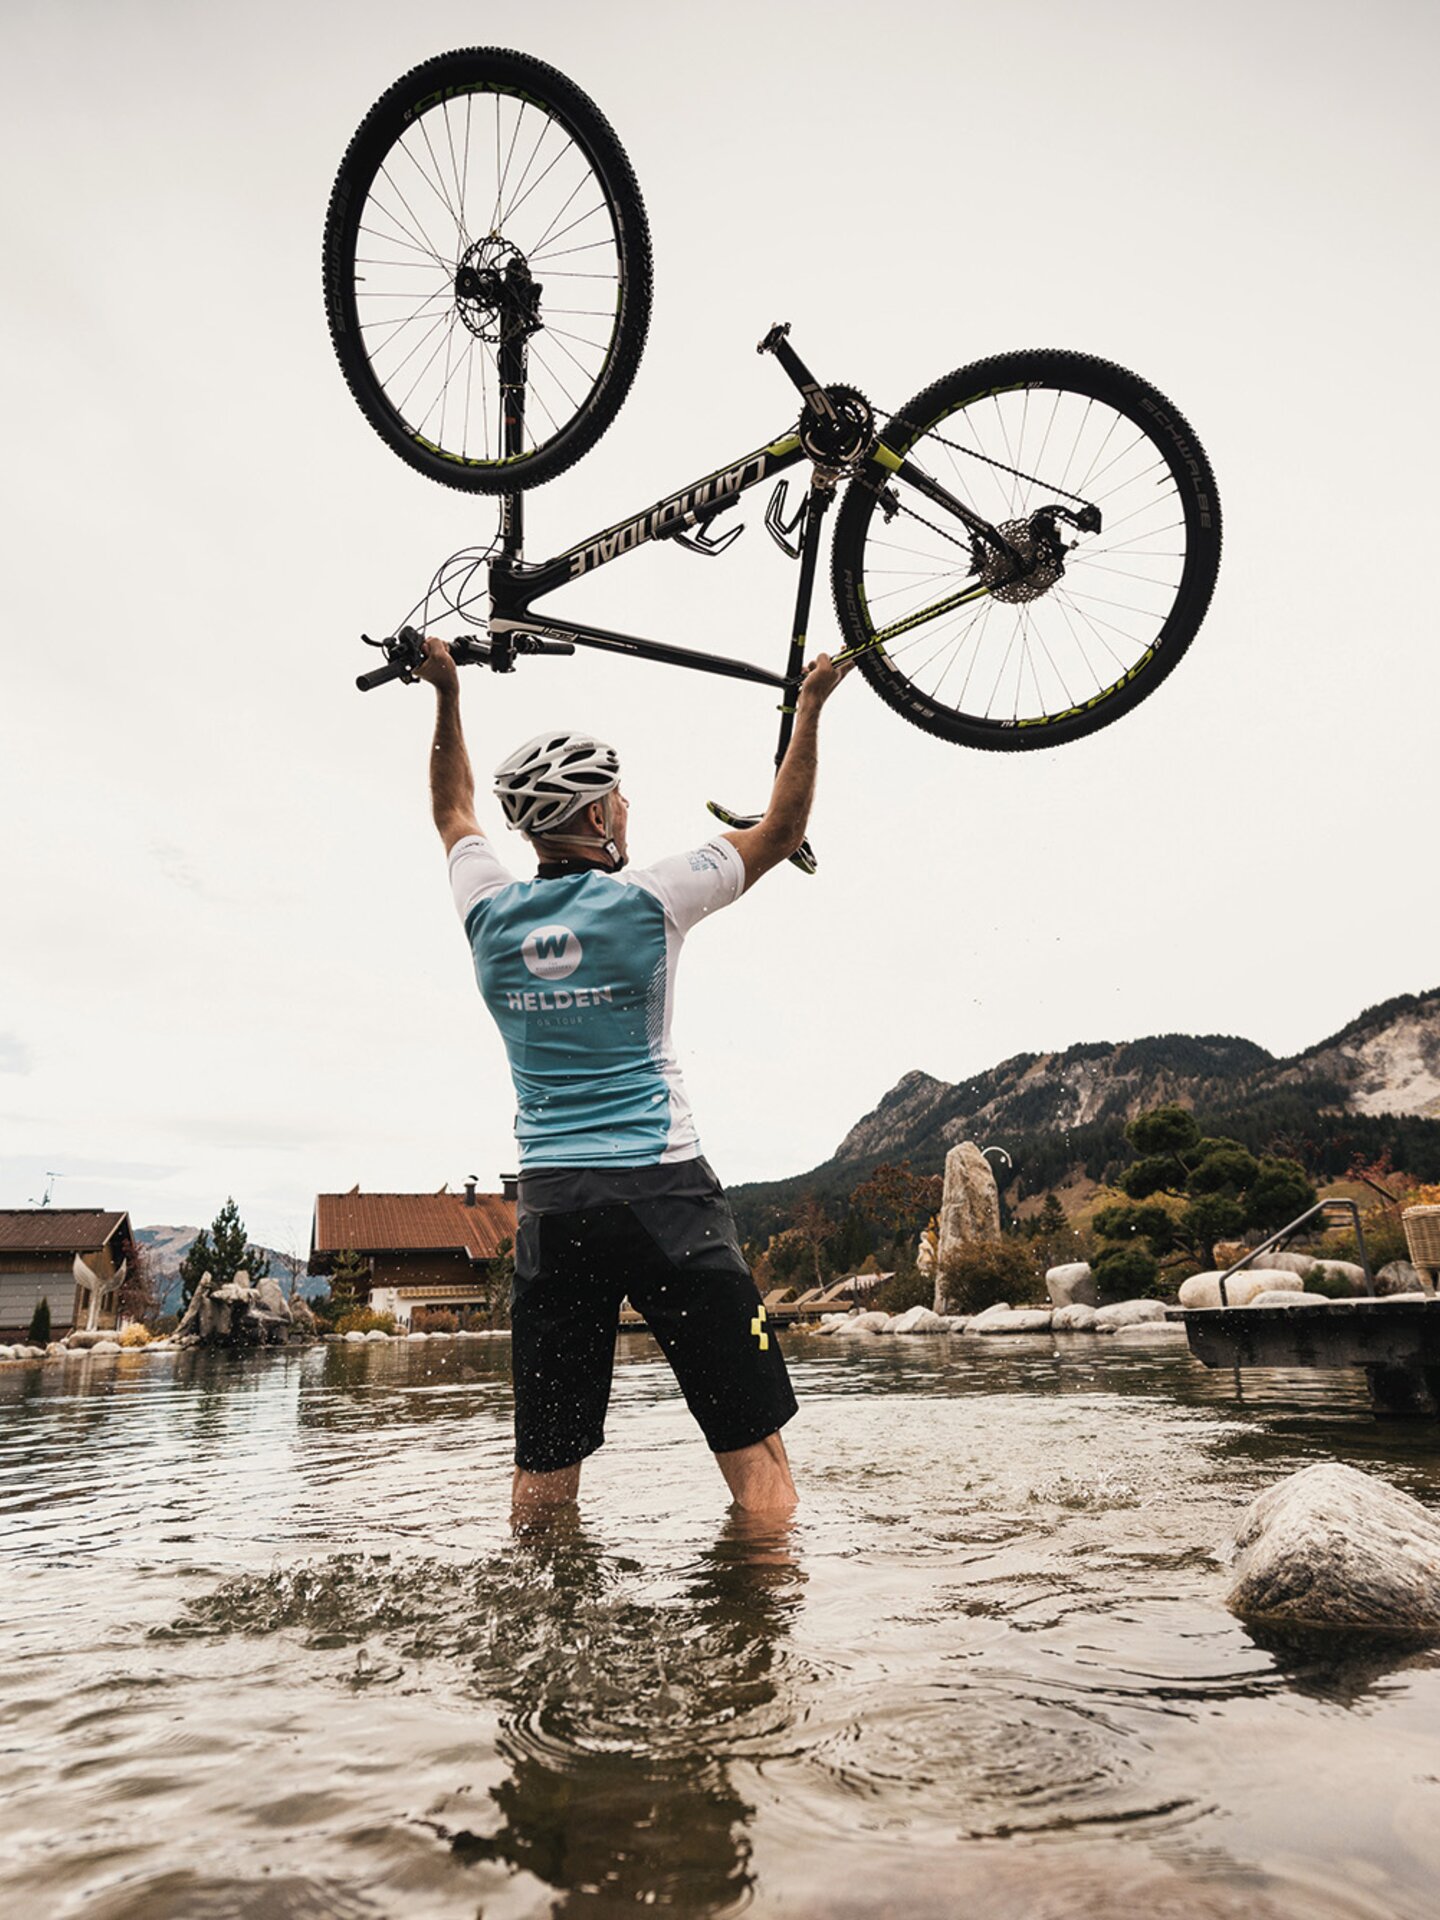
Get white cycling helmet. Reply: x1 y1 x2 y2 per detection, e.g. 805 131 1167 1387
493 731 621 835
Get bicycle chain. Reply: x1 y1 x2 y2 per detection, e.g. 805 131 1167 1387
875 405 1101 513
833 404 1100 662
884 489 975 557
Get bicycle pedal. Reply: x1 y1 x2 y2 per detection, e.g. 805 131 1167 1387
705 802 818 876
705 800 759 831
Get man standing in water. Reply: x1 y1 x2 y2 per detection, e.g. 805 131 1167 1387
418 636 846 1515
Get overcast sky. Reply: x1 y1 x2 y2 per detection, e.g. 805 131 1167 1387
3 0 1437 1250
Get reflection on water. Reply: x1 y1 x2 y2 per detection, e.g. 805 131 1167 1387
4 1335 1440 1916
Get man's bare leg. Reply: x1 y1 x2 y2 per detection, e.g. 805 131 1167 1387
512 1462 582 1514
715 1431 796 1513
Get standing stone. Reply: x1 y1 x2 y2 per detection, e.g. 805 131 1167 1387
255 1276 293 1321
934 1142 1001 1315
1045 1261 1097 1309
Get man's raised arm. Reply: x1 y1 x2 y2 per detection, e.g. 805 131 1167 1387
722 653 848 890
418 636 483 853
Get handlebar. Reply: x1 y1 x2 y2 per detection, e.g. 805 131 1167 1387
355 656 412 691
355 625 574 692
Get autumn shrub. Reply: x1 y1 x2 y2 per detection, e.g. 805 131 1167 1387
335 1307 397 1336
1323 1207 1409 1272
413 1308 458 1334
119 1324 151 1347
938 1238 1043 1316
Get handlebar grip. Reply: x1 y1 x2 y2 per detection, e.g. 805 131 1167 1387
355 659 411 692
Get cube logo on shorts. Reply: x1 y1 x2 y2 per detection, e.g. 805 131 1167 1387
521 924 583 980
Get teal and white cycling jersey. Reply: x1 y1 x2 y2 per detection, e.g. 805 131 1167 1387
449 835 746 1168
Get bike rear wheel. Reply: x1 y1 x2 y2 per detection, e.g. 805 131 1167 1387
831 351 1221 748
323 48 652 493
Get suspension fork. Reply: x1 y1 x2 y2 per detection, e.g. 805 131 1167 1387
771 469 837 769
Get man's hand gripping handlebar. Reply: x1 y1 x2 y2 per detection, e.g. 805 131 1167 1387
355 625 574 692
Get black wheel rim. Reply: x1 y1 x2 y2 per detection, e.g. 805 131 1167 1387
858 383 1197 733
346 81 626 469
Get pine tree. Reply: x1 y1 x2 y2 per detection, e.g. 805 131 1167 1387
26 1297 51 1346
325 1248 369 1319
1037 1192 1067 1237
179 1197 272 1307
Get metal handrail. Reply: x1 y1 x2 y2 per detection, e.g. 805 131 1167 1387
1216 1198 1374 1306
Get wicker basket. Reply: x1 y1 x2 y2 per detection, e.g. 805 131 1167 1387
1402 1205 1440 1274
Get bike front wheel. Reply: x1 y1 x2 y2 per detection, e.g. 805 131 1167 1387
831 351 1221 749
323 48 652 493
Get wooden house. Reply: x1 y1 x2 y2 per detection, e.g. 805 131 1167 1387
0 1209 136 1338
310 1178 517 1326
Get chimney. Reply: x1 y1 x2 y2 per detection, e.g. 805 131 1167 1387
501 1173 518 1202
464 1176 478 1208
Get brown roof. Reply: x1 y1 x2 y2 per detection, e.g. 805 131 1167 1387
311 1190 515 1266
0 1209 131 1255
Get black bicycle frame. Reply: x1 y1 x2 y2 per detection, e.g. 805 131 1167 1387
491 431 810 666
476 320 1015 772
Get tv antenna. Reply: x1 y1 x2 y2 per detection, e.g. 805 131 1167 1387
29 1171 61 1207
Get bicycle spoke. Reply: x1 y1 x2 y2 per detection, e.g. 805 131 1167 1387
854 377 1196 722
344 73 629 471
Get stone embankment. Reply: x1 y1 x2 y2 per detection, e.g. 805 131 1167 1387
1179 1253 1433 1311
813 1240 1439 1340
326 1328 507 1344
0 1329 179 1362
0 1323 510 1364
813 1287 1177 1339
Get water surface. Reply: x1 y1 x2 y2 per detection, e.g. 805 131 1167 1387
4 1332 1440 1917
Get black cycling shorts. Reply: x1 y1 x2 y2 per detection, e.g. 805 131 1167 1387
510 1157 798 1473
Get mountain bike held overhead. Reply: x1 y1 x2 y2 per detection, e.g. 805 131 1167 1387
325 47 1221 763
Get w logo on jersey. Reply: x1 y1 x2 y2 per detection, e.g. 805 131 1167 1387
522 924 583 980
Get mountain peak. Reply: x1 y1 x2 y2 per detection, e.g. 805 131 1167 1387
734 988 1440 1224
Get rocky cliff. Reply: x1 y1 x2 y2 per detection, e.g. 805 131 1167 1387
728 987 1440 1230
830 989 1440 1171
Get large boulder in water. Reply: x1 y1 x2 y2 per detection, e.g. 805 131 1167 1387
1227 1462 1440 1631
973 1308 1053 1335
1094 1298 1167 1329
1052 1302 1099 1331
889 1304 946 1334
835 1311 892 1335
